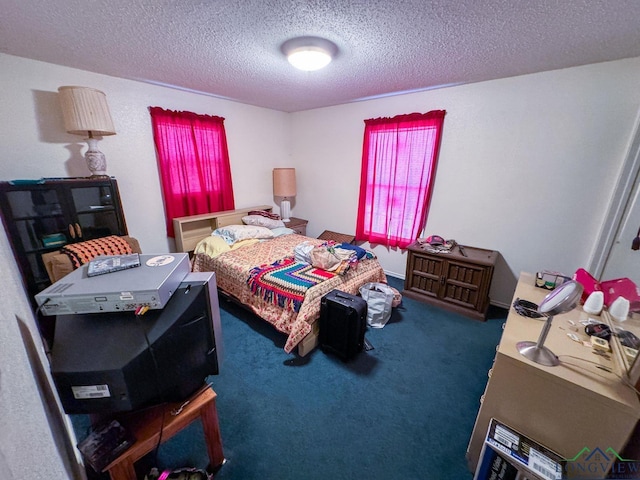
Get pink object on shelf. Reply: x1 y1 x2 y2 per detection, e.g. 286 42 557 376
573 268 640 312
573 268 601 303
600 277 640 311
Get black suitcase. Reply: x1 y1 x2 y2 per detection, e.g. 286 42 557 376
319 289 368 361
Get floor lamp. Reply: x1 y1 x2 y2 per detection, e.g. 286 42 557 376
273 168 296 222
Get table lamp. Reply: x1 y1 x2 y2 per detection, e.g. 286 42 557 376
273 168 296 222
58 86 116 177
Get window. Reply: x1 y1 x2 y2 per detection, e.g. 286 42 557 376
149 107 235 237
355 111 446 248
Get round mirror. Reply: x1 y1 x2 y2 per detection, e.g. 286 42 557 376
538 280 583 316
518 280 585 366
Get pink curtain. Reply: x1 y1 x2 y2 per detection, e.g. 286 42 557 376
149 107 235 237
356 110 446 248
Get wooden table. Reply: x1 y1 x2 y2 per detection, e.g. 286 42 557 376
103 387 224 480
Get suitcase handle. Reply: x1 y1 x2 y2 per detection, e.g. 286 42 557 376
334 292 353 300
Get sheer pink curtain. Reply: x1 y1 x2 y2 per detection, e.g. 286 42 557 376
149 107 235 237
356 111 446 248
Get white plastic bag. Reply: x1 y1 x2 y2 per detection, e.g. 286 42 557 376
293 241 315 264
359 282 394 328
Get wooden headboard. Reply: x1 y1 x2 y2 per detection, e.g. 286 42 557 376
172 205 273 253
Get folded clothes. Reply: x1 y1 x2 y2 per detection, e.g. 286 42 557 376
248 209 281 220
337 242 367 260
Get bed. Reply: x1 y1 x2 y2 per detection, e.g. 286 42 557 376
173 207 387 356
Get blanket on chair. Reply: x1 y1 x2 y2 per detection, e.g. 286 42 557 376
61 235 133 268
247 257 336 312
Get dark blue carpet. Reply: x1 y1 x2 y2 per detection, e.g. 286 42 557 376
150 276 507 479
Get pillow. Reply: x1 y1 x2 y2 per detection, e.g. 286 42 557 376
213 224 274 244
194 235 231 258
271 226 296 237
49 254 75 281
242 215 285 229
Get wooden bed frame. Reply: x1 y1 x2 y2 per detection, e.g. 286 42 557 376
172 205 320 356
173 205 273 253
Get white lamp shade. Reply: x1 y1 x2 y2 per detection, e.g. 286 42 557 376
273 168 296 197
58 86 116 136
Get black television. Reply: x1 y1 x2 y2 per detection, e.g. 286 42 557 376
49 272 223 414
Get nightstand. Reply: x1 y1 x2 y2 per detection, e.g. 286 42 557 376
286 217 308 236
317 230 356 244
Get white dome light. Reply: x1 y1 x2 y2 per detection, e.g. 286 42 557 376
281 36 338 72
287 47 332 71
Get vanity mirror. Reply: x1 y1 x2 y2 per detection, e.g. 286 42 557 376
605 307 640 376
591 262 640 385
594 139 640 383
516 280 583 366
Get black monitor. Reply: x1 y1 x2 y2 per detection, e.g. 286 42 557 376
49 272 223 415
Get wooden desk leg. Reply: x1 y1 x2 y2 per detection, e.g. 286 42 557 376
200 398 224 468
107 458 137 480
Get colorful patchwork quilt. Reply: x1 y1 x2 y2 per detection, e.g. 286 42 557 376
247 257 336 312
192 233 387 353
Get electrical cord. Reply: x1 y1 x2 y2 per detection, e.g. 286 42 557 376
35 298 53 355
558 354 640 396
133 302 215 476
133 306 167 470
512 297 543 319
35 297 51 315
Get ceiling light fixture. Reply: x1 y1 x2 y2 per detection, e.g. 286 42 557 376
281 36 338 72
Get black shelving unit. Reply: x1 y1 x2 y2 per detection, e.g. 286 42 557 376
0 177 128 348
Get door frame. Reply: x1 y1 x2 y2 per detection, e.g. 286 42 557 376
590 110 640 279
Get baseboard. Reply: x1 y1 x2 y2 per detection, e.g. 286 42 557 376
490 300 510 309
384 271 405 281
384 271 510 310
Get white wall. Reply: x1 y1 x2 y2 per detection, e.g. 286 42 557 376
290 58 640 306
0 52 291 480
1 52 640 476
0 53 291 254
0 225 81 479
4 52 639 306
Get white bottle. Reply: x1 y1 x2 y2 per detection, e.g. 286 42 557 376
609 296 630 322
583 291 604 315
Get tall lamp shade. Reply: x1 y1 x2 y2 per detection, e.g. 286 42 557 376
58 86 116 177
273 168 296 222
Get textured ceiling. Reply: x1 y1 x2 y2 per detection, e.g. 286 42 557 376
1 0 640 112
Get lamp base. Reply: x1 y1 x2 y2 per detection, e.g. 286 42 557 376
85 137 107 177
280 199 291 222
516 341 559 366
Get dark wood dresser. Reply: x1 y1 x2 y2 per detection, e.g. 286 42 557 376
403 241 498 320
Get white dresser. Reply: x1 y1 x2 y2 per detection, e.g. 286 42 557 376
466 272 640 475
